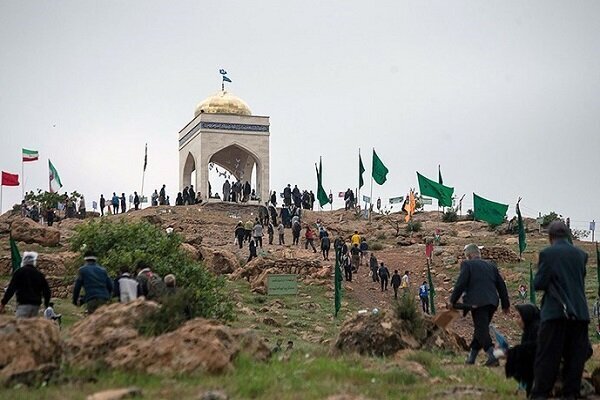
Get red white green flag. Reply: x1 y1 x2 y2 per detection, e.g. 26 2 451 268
22 148 39 162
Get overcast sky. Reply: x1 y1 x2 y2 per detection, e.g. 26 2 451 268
1 1 599 234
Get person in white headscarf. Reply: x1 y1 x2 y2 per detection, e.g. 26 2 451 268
0 251 51 318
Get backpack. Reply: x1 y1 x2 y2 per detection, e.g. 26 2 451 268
419 284 428 298
144 271 167 300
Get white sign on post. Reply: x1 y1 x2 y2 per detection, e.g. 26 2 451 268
363 195 371 203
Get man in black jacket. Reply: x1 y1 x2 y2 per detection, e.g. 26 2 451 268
450 243 510 366
530 221 590 399
0 251 51 318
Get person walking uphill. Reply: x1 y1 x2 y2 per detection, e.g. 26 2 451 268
391 270 401 299
450 244 510 367
73 251 113 313
378 262 389 292
370 253 379 282
530 221 591 399
0 251 51 318
304 225 317 253
234 222 246 249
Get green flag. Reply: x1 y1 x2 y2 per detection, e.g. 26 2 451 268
417 172 454 207
371 149 389 185
10 236 21 273
359 152 365 189
316 158 330 207
517 200 527 257
427 262 436 315
334 249 342 317
473 193 508 225
529 262 536 305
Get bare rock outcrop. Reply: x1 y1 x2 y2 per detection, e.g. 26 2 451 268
108 319 270 374
0 316 61 385
65 299 270 375
10 217 61 247
200 247 240 274
334 312 467 357
65 299 159 368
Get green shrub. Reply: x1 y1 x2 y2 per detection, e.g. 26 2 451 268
394 295 425 340
541 211 560 228
405 221 422 234
441 210 458 223
70 219 233 323
376 232 387 240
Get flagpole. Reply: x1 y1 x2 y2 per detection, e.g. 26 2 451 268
21 159 24 200
141 144 147 210
369 149 374 222
357 148 361 209
0 185 3 215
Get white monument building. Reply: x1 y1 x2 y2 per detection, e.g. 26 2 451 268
178 82 270 203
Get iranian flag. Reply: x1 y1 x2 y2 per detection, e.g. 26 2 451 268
48 160 63 193
22 148 39 162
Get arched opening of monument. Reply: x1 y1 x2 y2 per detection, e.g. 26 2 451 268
182 153 196 189
208 144 261 202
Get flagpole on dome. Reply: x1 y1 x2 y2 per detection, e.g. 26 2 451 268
141 143 147 209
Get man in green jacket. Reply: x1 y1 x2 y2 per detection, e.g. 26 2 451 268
531 221 590 399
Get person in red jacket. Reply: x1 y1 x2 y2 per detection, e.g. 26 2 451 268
304 225 317 253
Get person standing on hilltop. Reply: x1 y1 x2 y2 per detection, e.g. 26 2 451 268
111 192 120 214
283 184 292 207
151 190 159 206
120 193 126 213
182 186 190 205
292 185 301 208
222 180 231 202
189 185 196 204
450 243 510 367
309 190 315 210
133 191 140 210
159 185 166 205
270 190 277 206
530 221 591 399
100 194 106 216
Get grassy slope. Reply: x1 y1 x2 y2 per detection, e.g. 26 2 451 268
2 280 525 400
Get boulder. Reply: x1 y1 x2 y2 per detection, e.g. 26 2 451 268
65 299 160 368
334 312 467 357
10 217 61 246
180 243 201 260
0 316 61 385
200 247 239 274
37 251 80 276
108 319 270 375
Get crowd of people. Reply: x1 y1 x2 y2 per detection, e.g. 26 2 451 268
0 249 178 319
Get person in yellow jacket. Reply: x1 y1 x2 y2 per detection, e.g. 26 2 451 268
351 231 361 246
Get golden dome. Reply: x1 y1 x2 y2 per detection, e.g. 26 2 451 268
194 90 252 116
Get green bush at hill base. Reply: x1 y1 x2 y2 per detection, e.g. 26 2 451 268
70 219 233 324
